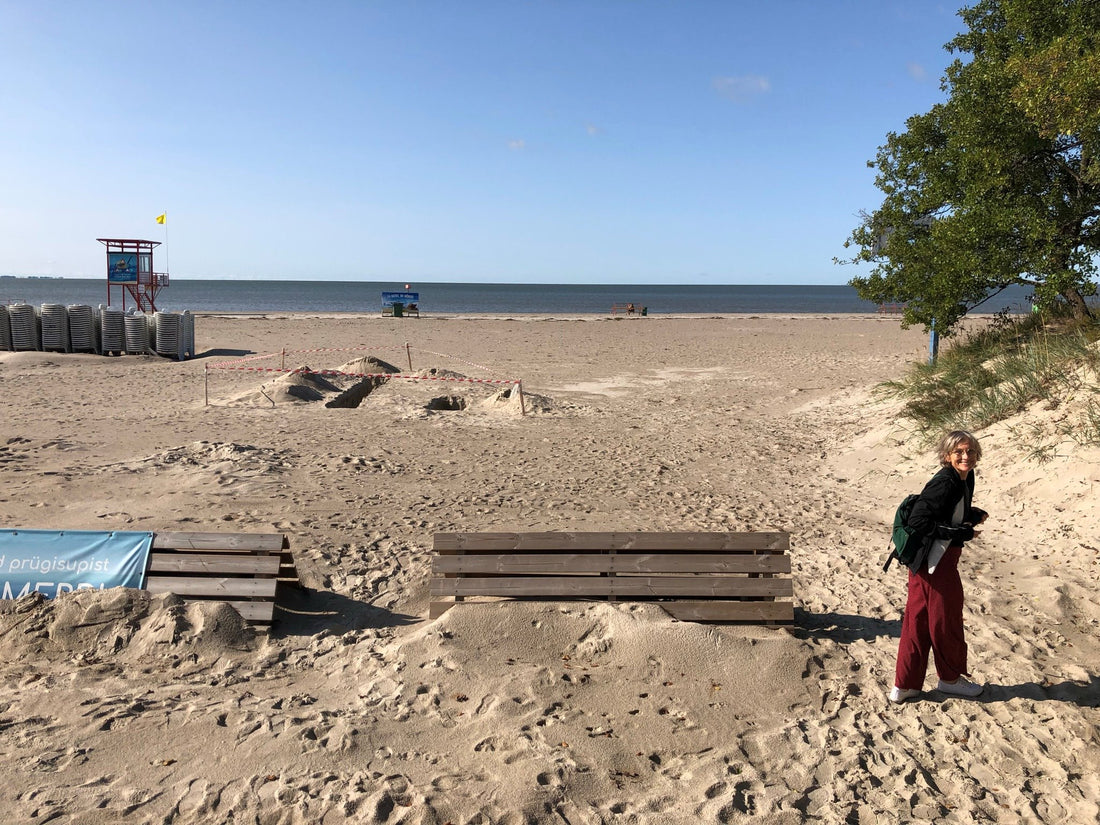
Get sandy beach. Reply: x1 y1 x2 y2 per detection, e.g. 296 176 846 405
1 313 1098 824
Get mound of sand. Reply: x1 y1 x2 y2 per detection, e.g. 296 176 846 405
0 589 254 663
479 383 551 414
226 366 342 405
336 355 401 375
125 441 294 475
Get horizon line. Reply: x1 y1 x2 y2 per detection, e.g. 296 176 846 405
0 275 859 288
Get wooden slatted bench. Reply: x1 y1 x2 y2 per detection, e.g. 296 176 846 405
430 531 793 623
145 531 300 625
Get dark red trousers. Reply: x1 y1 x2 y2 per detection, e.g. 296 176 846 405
895 545 968 689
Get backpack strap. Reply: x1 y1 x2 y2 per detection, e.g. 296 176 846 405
882 545 896 572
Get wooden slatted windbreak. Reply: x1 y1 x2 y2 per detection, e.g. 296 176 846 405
430 532 793 623
145 532 300 625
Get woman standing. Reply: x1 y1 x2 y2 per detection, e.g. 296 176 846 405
889 430 989 703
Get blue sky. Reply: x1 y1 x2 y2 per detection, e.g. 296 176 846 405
0 1 965 284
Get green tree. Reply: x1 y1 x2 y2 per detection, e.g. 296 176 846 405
841 0 1099 334
1007 5 1100 178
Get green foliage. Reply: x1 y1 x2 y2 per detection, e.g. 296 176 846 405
1001 0 1100 167
840 0 1100 335
1009 40 1100 161
882 309 1100 452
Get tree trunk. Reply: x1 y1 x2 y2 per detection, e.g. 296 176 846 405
1061 286 1095 320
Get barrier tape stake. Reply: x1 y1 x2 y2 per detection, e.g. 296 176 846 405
281 348 286 370
204 364 209 407
406 342 413 371
517 381 525 417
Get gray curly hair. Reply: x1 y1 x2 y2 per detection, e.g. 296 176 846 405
937 430 982 466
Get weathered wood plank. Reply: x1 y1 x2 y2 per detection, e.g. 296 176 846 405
148 553 282 576
152 532 286 553
430 575 793 599
433 532 789 554
432 552 791 575
224 601 278 623
660 601 794 623
145 576 278 599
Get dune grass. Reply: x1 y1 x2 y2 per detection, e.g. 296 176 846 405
880 307 1100 454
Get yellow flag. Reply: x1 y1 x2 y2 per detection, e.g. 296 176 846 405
155 213 167 225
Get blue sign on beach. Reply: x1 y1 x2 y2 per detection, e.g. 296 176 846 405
107 253 138 283
381 291 419 307
0 530 154 600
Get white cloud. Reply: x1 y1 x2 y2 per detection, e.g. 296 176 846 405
585 123 600 136
508 139 526 151
712 74 771 102
907 62 928 81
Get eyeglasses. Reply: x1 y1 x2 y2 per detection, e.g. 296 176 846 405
951 448 976 457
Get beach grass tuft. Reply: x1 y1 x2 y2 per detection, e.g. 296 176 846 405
882 305 1100 451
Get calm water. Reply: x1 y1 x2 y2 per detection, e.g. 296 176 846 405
0 278 1039 315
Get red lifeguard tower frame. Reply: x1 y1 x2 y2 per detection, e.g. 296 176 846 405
97 238 170 312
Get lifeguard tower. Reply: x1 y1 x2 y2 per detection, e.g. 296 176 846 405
97 238 170 312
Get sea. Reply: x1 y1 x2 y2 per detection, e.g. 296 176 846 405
0 277 1040 316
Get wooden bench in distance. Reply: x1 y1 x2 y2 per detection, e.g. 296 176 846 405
430 532 793 623
145 531 300 625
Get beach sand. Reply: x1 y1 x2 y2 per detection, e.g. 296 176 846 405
1 313 1098 824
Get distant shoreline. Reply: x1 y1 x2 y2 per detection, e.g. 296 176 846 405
190 310 912 321
1 277 1041 315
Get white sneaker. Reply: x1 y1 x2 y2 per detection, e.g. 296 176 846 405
936 677 984 697
888 686 921 704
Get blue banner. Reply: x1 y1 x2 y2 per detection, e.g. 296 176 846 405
381 291 419 306
0 530 153 600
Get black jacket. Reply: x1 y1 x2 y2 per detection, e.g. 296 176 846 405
908 465 986 546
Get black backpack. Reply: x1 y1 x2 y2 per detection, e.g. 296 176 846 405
883 494 931 572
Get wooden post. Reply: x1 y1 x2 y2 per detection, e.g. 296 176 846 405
516 381 526 416
281 348 286 370
204 364 209 407
406 342 413 371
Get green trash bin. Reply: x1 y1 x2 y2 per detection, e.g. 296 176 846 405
392 302 404 317
641 306 648 316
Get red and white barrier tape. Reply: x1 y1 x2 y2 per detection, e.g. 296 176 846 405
210 353 283 368
414 347 500 375
278 345 409 355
